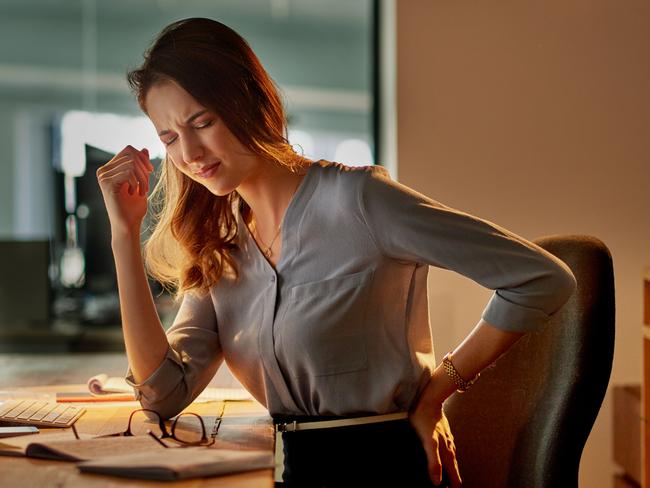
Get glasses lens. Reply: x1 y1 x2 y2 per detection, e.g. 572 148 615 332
129 410 165 438
172 413 206 444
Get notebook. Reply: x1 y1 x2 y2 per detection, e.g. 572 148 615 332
0 431 163 461
0 434 273 480
77 447 274 481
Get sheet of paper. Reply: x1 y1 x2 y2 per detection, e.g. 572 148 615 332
87 374 131 395
86 374 253 402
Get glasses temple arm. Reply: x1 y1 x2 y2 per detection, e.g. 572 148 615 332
147 430 169 448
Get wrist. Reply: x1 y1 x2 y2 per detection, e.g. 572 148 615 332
111 225 142 248
416 365 458 410
441 352 482 393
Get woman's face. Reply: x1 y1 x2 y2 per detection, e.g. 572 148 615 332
145 79 261 196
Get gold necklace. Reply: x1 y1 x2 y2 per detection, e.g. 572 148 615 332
249 176 302 259
250 220 282 259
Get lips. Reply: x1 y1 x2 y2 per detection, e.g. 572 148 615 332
193 162 220 178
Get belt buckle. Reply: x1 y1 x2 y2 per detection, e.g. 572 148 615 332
276 420 298 433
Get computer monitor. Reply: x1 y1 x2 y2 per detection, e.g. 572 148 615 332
0 240 52 328
51 144 165 325
75 145 163 294
75 145 118 294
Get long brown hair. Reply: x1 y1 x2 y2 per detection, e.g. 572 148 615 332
127 17 310 299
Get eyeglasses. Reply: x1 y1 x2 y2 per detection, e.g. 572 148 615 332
73 408 220 448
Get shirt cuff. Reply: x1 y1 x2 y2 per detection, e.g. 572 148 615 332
481 290 552 333
124 345 185 404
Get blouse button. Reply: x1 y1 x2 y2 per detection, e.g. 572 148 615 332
270 276 276 283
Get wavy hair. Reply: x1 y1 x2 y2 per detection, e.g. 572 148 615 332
126 17 310 300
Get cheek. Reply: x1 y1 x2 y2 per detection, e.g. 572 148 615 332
166 153 193 180
168 155 214 188
167 151 186 171
211 123 241 152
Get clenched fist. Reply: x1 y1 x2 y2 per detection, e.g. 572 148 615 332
96 145 155 235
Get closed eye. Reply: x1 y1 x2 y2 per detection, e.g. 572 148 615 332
162 120 214 146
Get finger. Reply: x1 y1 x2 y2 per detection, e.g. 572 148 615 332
98 162 139 190
96 153 130 176
440 442 463 488
131 149 153 194
127 173 138 195
136 154 153 192
129 145 153 174
131 146 151 173
98 159 137 179
123 172 138 195
97 166 130 191
100 170 138 195
130 157 149 195
425 437 444 486
101 158 147 196
104 168 138 195
140 147 155 171
121 145 141 167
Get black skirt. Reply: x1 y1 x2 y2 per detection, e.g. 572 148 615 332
274 414 451 488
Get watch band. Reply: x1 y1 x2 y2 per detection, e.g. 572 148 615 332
442 352 480 393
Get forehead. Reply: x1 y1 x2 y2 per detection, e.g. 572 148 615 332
145 80 206 128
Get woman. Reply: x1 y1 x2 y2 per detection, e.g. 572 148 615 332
97 17 576 488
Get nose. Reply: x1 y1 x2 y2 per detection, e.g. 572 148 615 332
180 133 204 165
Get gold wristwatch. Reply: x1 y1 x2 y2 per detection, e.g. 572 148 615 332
442 352 480 393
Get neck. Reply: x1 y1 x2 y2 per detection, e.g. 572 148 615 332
236 158 311 233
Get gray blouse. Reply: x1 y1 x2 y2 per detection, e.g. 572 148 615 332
125 160 577 419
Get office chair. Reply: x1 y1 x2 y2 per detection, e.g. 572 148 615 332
442 234 615 488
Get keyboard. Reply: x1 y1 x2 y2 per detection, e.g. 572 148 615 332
0 399 86 428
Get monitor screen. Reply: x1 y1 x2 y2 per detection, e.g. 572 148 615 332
75 145 117 294
51 144 164 325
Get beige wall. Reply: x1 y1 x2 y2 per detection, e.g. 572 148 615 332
393 1 650 486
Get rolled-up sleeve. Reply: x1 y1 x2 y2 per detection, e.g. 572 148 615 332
358 166 577 333
124 289 224 419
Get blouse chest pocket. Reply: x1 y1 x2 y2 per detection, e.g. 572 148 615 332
279 267 375 378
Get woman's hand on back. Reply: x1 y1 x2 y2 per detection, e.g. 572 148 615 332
409 398 463 487
96 145 155 234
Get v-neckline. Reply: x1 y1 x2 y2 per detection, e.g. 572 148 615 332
240 162 317 272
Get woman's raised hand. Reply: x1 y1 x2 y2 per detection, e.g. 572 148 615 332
96 145 155 234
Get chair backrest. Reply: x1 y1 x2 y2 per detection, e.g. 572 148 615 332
442 234 615 488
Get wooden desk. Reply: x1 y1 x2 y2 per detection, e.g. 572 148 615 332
641 266 650 488
0 354 275 487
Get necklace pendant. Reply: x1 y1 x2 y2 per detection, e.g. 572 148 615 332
263 248 273 259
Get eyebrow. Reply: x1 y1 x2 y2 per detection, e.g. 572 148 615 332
157 109 208 136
